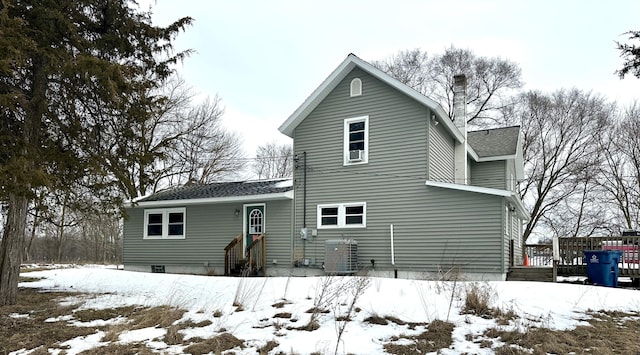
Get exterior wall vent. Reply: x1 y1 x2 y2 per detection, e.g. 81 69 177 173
325 239 358 274
151 265 165 273
349 150 363 162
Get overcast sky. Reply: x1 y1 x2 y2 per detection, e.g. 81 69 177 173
142 0 640 160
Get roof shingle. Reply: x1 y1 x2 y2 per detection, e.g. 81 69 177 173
468 126 520 158
137 179 293 203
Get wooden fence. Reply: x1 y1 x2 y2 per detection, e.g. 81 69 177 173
526 235 640 277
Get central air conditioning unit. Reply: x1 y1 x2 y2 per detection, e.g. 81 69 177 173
324 239 358 274
348 150 363 162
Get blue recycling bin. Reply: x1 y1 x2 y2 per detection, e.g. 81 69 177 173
583 250 622 287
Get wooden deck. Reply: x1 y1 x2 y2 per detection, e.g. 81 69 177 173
524 235 640 279
507 266 555 282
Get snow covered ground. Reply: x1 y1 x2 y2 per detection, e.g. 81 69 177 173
13 265 640 354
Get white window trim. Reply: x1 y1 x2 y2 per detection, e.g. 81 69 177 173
143 207 186 239
317 202 366 229
343 115 369 166
350 78 362 97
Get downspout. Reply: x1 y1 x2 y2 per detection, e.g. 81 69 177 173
391 224 397 278
302 152 307 262
303 151 307 228
390 224 395 265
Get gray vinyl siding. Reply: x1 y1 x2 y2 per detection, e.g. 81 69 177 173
470 160 506 189
502 202 510 270
264 199 293 265
123 200 291 270
429 119 455 183
292 67 506 276
512 213 523 265
506 160 516 192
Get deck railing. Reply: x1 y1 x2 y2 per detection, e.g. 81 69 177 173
224 233 243 276
526 235 640 277
246 234 266 276
525 243 554 267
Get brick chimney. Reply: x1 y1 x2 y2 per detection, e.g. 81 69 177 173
453 74 467 185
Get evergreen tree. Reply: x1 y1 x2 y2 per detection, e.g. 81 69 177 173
0 0 192 305
617 30 640 79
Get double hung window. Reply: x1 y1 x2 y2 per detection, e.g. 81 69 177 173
317 203 366 228
344 116 369 165
144 208 186 239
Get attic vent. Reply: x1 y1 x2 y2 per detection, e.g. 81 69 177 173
151 265 165 273
350 78 362 97
325 239 358 274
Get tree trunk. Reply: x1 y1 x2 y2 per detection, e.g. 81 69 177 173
24 196 42 262
56 193 68 262
0 193 28 306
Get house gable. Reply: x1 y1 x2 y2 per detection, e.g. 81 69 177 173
279 54 463 144
293 66 432 175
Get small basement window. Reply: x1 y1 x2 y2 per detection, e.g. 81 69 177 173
151 265 165 273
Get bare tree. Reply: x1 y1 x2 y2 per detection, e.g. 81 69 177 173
101 77 246 199
171 96 246 185
506 89 614 243
596 102 640 230
252 141 293 179
374 46 523 126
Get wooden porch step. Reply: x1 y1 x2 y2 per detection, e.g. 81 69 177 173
507 266 555 282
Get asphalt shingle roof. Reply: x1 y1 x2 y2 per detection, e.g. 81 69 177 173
467 126 520 158
137 179 293 203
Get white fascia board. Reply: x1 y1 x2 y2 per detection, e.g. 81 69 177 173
476 154 517 162
507 194 530 221
515 135 525 180
279 54 464 143
467 145 480 161
426 180 512 197
134 191 293 208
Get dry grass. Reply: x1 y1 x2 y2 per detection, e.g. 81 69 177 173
304 306 330 314
0 286 191 354
73 305 137 322
80 342 156 355
258 340 279 354
482 311 640 355
18 276 43 283
183 332 245 354
101 305 186 343
7 281 640 354
20 266 56 273
0 288 98 354
384 319 455 354
272 300 290 309
179 319 213 328
164 324 185 345
364 315 388 325
273 312 292 318
462 282 493 317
